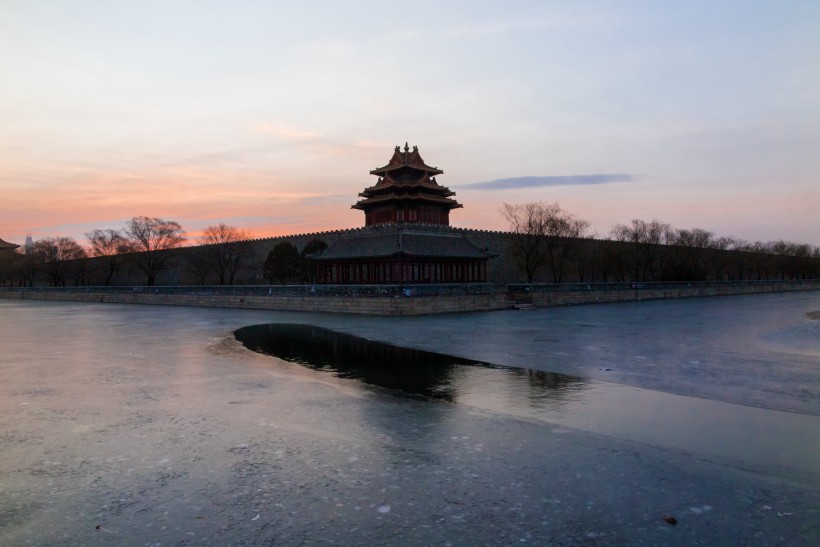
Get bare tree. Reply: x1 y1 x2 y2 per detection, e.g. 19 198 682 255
599 239 628 282
743 241 774 280
673 228 715 249
124 217 186 285
502 202 589 283
184 246 213 285
501 203 550 283
198 224 253 285
545 212 590 283
665 228 715 281
86 229 132 285
610 219 671 281
717 237 750 280
30 237 87 286
768 240 817 280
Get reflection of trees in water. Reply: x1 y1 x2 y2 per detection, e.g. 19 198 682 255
235 324 587 411
525 369 579 389
506 368 587 411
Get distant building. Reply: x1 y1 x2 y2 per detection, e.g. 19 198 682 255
312 143 495 283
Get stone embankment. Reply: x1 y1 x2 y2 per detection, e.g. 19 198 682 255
0 285 509 316
0 280 817 316
508 279 820 307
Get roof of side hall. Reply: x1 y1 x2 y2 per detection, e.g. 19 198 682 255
312 226 496 261
0 237 20 251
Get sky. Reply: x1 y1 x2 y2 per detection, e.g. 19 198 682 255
2 0 819 247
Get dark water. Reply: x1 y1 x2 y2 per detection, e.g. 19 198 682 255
234 323 586 403
234 322 820 480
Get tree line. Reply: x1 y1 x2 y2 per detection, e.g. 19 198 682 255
2 205 818 287
502 201 820 283
2 216 182 287
0 216 330 287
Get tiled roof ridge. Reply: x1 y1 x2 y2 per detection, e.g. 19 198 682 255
122 226 615 253
310 223 498 261
370 143 443 176
0 237 20 250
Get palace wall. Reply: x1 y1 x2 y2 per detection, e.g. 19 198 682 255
2 280 817 316
4 226 818 288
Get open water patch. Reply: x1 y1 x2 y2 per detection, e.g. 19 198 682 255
235 323 820 482
233 323 587 405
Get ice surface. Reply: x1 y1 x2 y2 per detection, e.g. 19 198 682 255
1 293 819 546
232 321 820 477
314 291 820 416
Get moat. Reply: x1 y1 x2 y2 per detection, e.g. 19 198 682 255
1 292 819 545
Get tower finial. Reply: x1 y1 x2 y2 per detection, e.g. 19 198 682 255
404 142 409 152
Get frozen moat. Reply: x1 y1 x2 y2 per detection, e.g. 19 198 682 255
1 292 819 545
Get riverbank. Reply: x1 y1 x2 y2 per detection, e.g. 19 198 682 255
1 279 817 315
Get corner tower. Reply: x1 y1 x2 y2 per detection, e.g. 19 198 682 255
311 143 496 284
353 143 462 226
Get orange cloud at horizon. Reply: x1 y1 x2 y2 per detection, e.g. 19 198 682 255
0 160 367 243
3 147 818 249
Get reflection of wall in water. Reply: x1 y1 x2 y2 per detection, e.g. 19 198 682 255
235 324 588 411
521 369 587 410
235 324 462 401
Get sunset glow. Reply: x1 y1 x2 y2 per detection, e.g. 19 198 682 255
2 1 818 247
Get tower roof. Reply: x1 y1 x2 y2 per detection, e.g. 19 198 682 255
353 144 462 224
370 142 443 176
